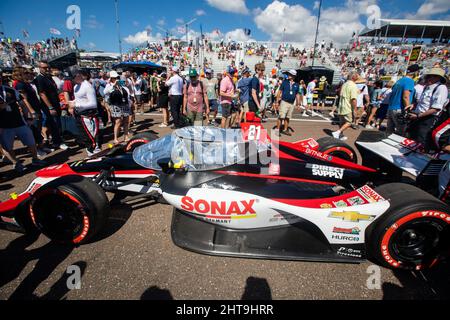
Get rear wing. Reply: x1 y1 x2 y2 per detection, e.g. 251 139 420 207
356 131 450 177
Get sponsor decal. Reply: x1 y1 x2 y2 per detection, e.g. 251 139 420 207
337 247 363 258
306 164 344 179
357 186 385 203
320 203 333 209
333 200 348 208
347 196 365 206
420 211 450 222
400 138 423 150
329 211 375 222
304 148 333 161
181 197 257 220
332 234 360 242
333 227 361 235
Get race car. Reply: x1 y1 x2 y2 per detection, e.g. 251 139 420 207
1 123 449 271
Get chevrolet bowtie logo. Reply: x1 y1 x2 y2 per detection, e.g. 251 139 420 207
329 211 375 222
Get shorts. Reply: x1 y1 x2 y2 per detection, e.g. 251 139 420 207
279 100 295 119
338 114 353 126
242 101 250 113
209 99 219 112
109 104 131 118
187 111 204 126
221 103 232 118
318 93 326 104
0 126 36 151
135 95 143 104
157 95 169 109
376 104 389 120
307 95 313 104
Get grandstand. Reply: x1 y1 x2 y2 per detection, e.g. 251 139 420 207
359 19 450 43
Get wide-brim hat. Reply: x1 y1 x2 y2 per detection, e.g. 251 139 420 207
425 68 447 84
287 69 297 77
109 71 119 78
355 76 367 84
320 76 327 82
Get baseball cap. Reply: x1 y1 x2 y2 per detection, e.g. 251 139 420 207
407 64 420 74
110 71 119 78
227 66 236 74
189 69 199 77
172 66 179 72
242 67 251 74
205 68 212 74
287 69 297 77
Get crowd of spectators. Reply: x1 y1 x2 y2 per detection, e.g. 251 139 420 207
0 36 78 68
1 35 450 178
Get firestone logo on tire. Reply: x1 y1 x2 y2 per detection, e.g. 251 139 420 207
421 211 450 223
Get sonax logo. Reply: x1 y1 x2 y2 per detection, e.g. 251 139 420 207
181 197 257 217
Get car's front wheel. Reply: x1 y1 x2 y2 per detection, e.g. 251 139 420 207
30 175 110 245
367 183 450 270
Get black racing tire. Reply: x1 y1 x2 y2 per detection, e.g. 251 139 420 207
125 132 158 153
316 137 358 163
366 183 450 270
30 175 110 245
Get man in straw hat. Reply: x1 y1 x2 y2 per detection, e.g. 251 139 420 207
406 67 449 145
316 75 329 114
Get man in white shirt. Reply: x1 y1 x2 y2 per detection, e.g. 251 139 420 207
355 78 370 126
132 73 144 114
68 70 102 157
166 66 184 128
304 79 317 117
407 68 449 145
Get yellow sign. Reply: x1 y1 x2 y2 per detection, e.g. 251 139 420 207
409 46 422 64
329 211 375 222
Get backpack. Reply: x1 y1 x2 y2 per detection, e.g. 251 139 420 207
109 86 128 106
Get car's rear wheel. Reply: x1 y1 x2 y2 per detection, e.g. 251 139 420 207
316 137 358 163
30 175 109 245
367 183 450 270
125 132 158 153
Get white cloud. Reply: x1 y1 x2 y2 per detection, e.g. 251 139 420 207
406 0 450 19
133 21 140 27
254 1 316 44
225 29 253 42
176 18 185 24
157 18 166 26
196 9 206 16
86 42 96 49
84 15 104 30
124 30 161 45
313 1 320 10
254 0 372 46
206 0 249 14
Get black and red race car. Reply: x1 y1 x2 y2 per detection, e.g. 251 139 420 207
1 123 449 271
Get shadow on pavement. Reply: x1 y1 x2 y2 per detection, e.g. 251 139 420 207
0 233 80 300
241 277 273 300
382 260 450 300
93 203 133 243
141 286 174 300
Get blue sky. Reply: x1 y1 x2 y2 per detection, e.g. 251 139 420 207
0 0 449 52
